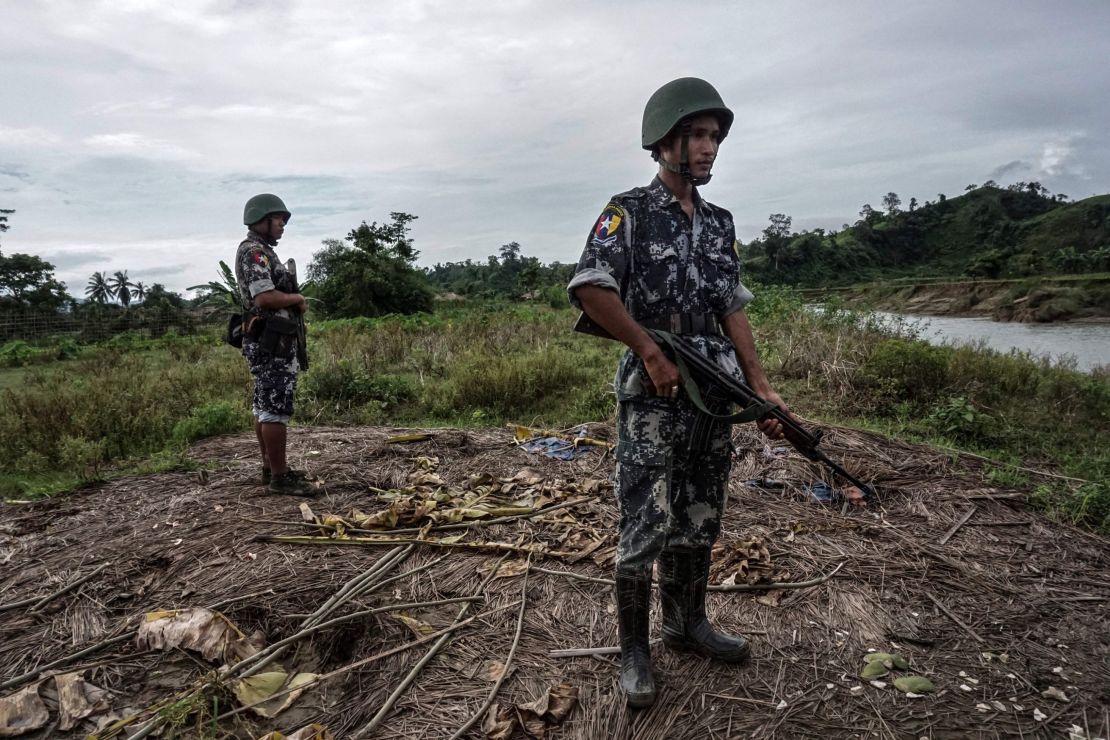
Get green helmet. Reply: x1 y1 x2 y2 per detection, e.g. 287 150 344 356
243 194 292 226
641 77 734 150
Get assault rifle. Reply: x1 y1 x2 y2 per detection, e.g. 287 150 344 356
285 258 309 371
575 313 874 498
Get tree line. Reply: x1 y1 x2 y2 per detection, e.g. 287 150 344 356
742 180 1110 285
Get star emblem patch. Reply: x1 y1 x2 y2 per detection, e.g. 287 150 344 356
591 204 624 246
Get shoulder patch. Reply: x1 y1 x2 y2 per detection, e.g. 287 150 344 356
591 203 626 246
252 251 270 268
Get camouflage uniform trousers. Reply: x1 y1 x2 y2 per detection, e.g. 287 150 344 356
614 392 733 575
243 339 299 422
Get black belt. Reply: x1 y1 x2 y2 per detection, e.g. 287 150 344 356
638 313 722 336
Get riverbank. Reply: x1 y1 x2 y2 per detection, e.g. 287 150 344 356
803 274 1110 323
1 294 1107 531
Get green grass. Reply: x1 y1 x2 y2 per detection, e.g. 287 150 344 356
3 293 1107 532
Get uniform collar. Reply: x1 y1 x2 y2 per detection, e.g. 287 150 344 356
647 175 707 214
244 230 277 248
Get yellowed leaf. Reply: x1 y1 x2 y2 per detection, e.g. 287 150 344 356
410 472 446 487
433 508 467 524
411 456 439 470
478 660 513 682
55 671 110 731
386 433 431 444
233 671 318 718
391 612 435 637
755 590 783 607
0 683 49 737
482 702 516 740
136 608 259 663
479 560 530 579
466 473 496 489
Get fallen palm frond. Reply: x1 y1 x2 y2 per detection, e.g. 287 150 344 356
254 533 580 559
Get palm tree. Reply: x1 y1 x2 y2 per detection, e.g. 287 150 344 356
133 281 147 304
85 272 111 304
188 261 242 314
110 270 134 307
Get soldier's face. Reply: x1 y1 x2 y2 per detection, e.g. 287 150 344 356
267 214 287 241
660 114 721 179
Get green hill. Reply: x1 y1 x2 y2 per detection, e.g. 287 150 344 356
743 184 1110 287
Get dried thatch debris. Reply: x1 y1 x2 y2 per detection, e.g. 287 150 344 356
2 424 1108 738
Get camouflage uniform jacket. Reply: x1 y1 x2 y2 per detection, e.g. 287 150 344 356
234 231 298 332
568 175 755 399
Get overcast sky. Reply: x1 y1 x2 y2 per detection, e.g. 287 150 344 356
2 0 1108 297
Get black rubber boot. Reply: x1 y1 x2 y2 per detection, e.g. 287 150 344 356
659 547 750 663
267 469 320 497
615 569 656 708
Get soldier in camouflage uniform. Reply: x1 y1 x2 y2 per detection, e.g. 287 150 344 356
568 78 791 708
235 193 317 497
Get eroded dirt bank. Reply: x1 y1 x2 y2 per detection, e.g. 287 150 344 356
828 276 1110 322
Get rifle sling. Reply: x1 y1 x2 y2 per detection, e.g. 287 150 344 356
652 330 777 424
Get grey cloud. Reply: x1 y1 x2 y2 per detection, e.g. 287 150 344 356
2 0 1110 287
38 251 111 270
990 160 1030 180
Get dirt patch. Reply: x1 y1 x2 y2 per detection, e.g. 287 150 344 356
1 424 1108 738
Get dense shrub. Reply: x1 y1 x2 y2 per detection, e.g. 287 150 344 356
860 338 948 406
0 340 33 366
171 401 247 445
302 360 416 411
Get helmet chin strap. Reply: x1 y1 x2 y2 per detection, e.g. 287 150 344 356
251 219 280 247
653 121 712 186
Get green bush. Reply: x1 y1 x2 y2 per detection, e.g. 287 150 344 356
860 338 948 407
0 340 33 367
743 282 804 326
171 401 246 445
302 359 416 410
543 283 570 309
56 338 79 360
57 435 107 480
927 395 993 442
426 344 602 418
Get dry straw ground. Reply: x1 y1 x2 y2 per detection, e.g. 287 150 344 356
1 422 1108 739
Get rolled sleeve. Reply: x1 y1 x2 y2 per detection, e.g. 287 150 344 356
242 250 276 298
721 281 755 316
567 268 620 309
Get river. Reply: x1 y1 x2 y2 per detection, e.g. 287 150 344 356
872 311 1109 372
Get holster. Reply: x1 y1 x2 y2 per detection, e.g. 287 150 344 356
257 315 299 357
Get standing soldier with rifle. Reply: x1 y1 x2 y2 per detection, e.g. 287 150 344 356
568 78 793 708
235 194 317 497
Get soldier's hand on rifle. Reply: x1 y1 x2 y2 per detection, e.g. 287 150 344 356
292 295 308 314
756 390 792 440
643 350 682 400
